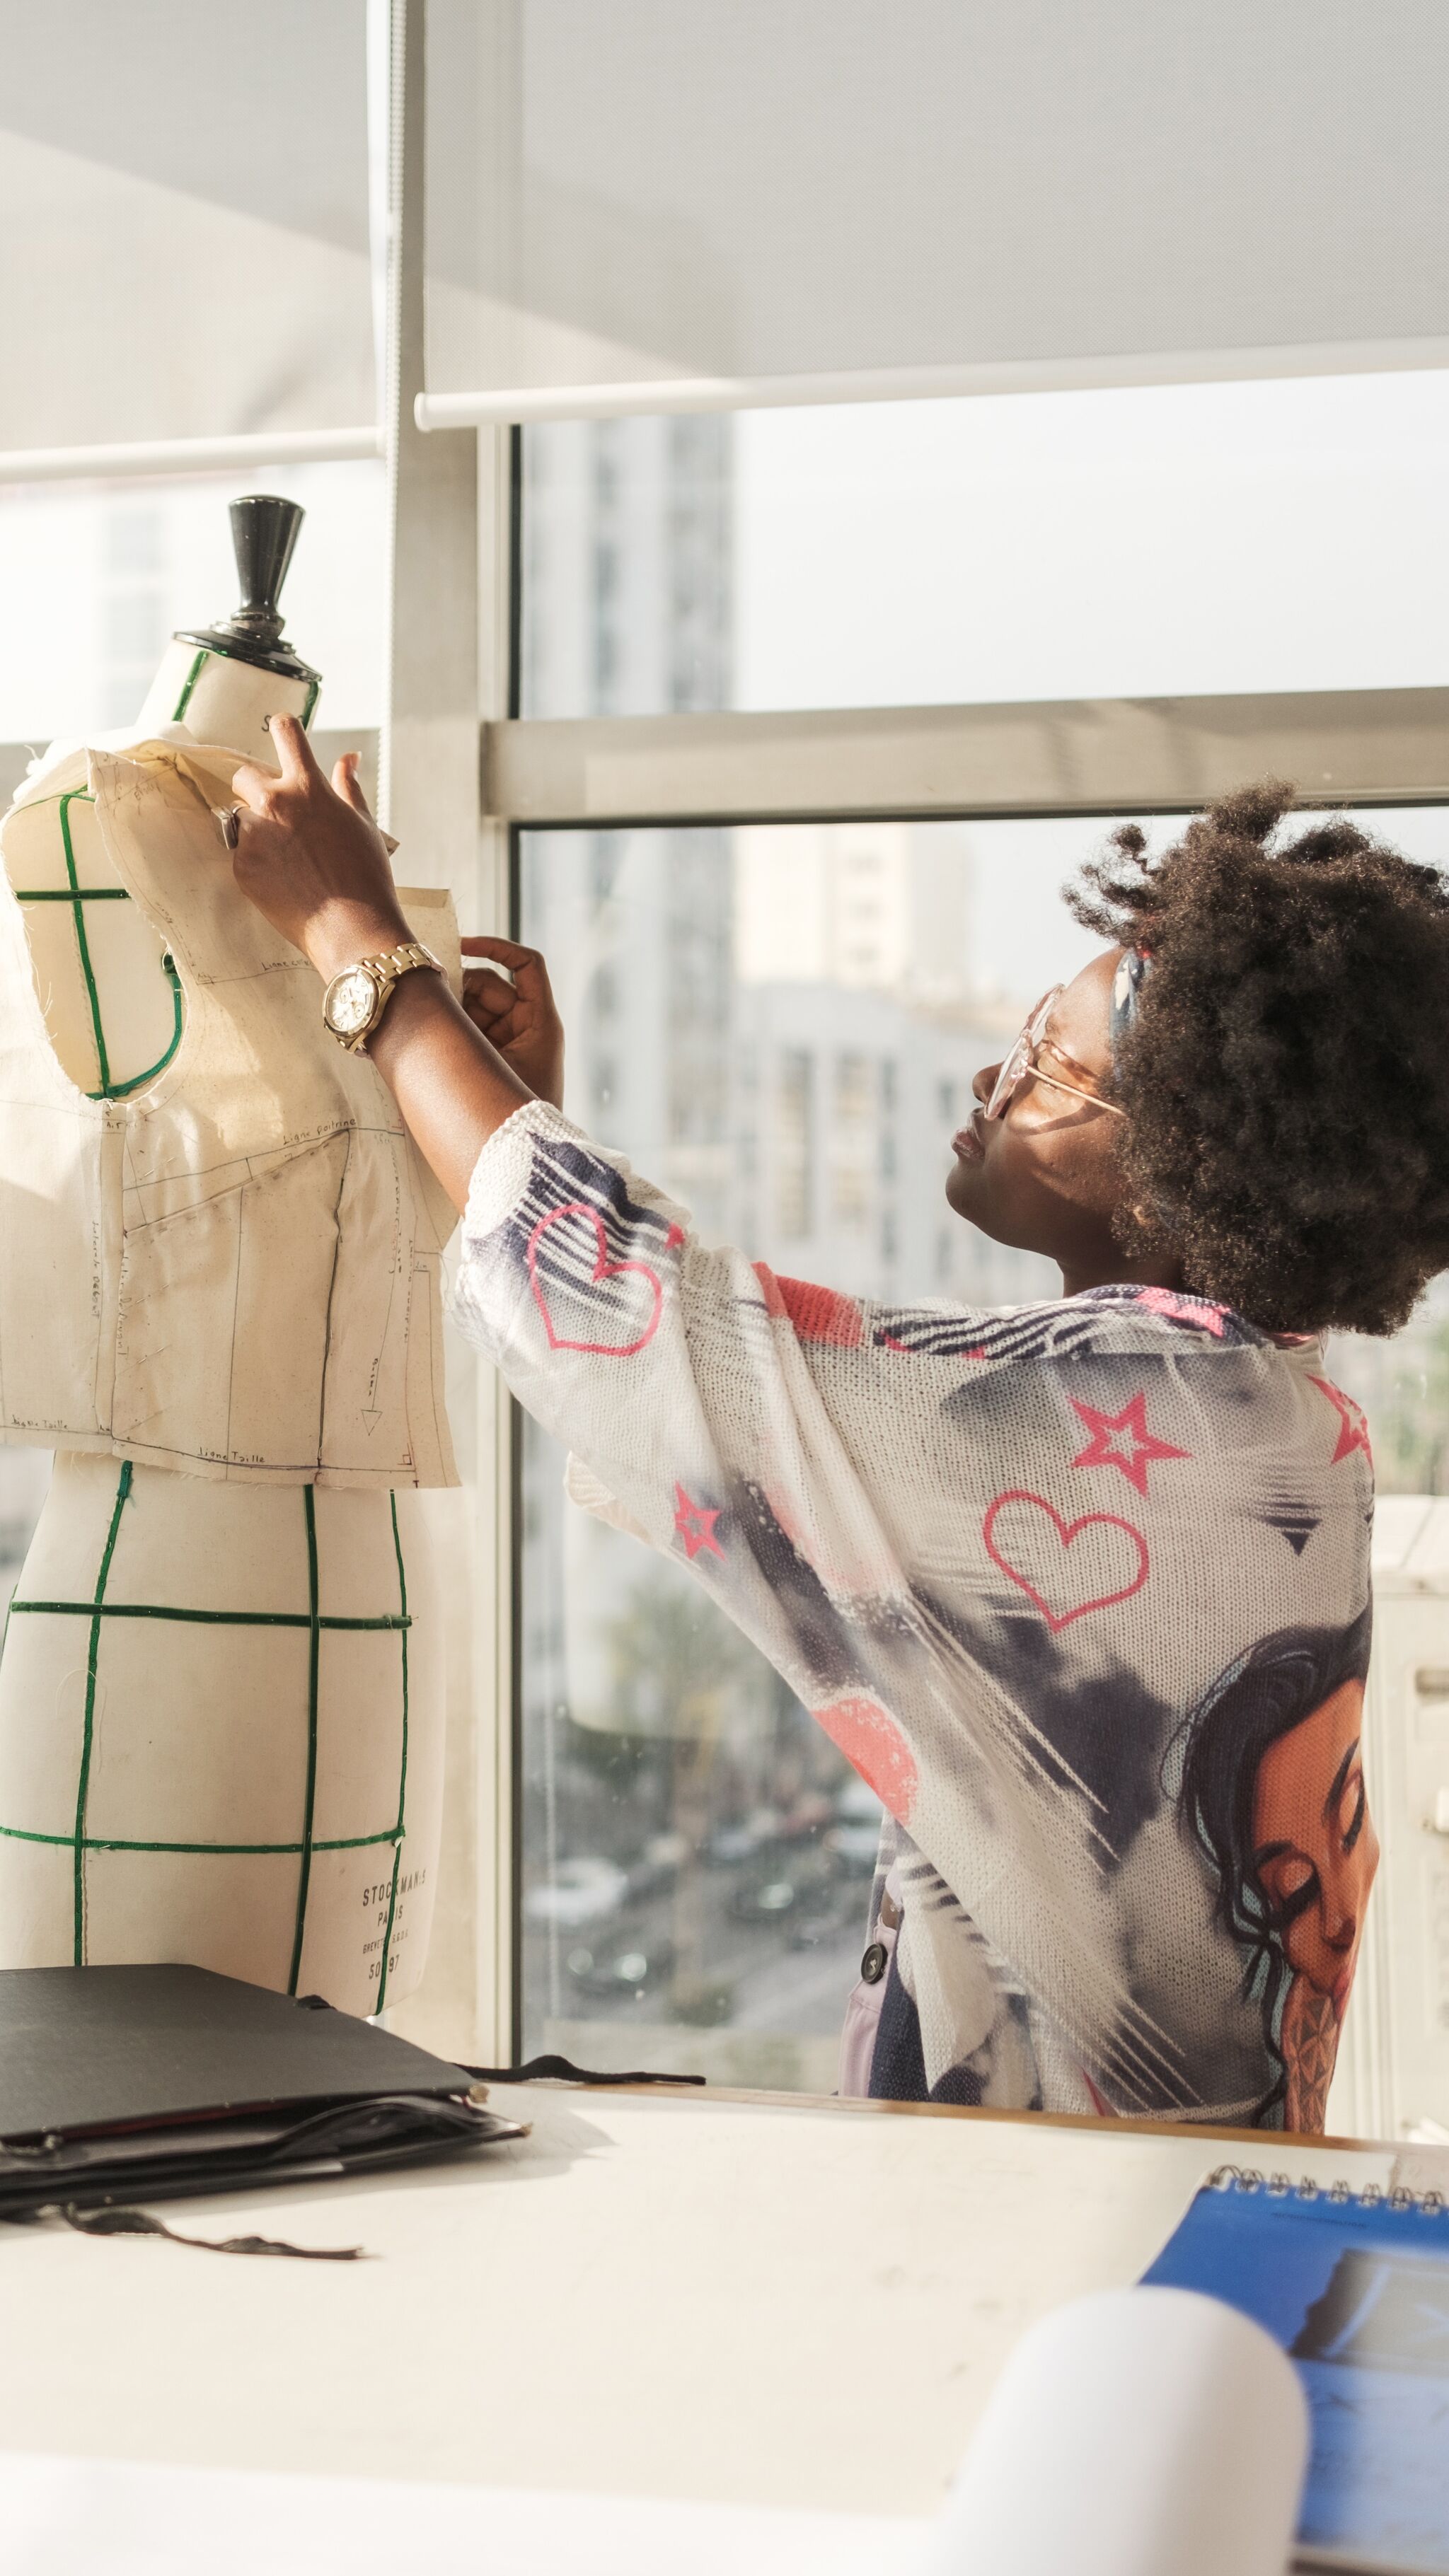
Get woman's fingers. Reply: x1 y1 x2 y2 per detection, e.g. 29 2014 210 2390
332 751 374 818
462 936 552 987
230 758 273 813
233 715 325 814
463 994 522 1035
268 711 323 785
462 934 537 961
459 935 564 1107
463 966 523 1012
462 936 557 1004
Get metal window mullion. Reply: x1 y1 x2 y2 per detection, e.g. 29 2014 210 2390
481 689 1449 830
469 431 522 2069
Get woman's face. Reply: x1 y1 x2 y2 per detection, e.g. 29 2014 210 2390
1251 1678 1379 2019
945 948 1141 1282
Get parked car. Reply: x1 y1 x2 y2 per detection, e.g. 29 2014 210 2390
728 1871 802 1925
775 1791 835 1843
524 1855 628 1930
835 1774 885 1825
625 1831 690 1901
565 1934 675 2000
824 1819 884 1874
703 1821 763 1868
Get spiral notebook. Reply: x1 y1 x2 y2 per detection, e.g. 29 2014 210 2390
1143 2166 1449 2576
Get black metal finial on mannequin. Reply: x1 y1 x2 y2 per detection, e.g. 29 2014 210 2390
173 494 321 684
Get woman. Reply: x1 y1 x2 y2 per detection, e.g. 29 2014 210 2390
232 728 1449 2130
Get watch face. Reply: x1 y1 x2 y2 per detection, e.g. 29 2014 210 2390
328 968 376 1036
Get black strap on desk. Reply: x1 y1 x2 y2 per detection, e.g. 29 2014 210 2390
57 2204 364 2260
465 2054 705 2089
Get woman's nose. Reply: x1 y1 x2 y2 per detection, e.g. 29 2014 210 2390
1322 1814 1378 1951
1320 1852 1361 1953
973 1062 999 1107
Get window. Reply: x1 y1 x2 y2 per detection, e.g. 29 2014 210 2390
515 799 1449 2082
524 416 733 721
1330 1284 1449 1497
521 376 1449 721
0 461 385 749
1305 816 1449 1495
518 816 1087 2082
774 1052 814 1241
834 1055 874 1122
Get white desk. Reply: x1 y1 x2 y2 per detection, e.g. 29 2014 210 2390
0 2086 1405 2529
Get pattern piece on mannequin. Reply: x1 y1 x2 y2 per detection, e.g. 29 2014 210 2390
7 786 183 1100
0 741 461 1489
0 1454 441 2014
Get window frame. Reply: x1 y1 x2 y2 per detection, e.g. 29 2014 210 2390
483 687 1449 833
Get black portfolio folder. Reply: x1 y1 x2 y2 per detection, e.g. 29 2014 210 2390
0 1964 522 2217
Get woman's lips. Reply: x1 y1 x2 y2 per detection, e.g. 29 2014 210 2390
952 1113 986 1164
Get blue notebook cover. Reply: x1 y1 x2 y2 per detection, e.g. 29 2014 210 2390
1143 2169 1449 2575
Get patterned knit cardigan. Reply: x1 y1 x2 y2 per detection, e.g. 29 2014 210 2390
453 1101 1377 2133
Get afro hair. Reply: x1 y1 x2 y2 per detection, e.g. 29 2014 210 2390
1068 782 1449 1335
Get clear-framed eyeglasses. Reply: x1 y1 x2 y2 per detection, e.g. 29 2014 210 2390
984 986 1128 1122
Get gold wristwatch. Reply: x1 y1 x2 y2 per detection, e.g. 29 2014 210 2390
321 939 443 1053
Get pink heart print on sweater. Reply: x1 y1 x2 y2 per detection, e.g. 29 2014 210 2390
526 1202 664 1357
983 1490 1150 1630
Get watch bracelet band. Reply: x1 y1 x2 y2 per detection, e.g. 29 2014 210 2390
375 937 441 987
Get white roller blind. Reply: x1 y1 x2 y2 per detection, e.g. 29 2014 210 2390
422 0 1449 423
0 0 376 460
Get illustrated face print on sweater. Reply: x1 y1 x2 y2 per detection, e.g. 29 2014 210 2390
1175 1615 1377 2130
1255 1683 1375 1998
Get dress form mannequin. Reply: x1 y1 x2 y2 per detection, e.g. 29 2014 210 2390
0 500 454 2011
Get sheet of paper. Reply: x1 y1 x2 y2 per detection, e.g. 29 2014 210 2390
0 2453 930 2576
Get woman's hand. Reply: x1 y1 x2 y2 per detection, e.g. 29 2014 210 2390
229 715 563 1207
461 937 565 1111
231 714 409 980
